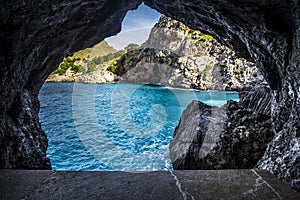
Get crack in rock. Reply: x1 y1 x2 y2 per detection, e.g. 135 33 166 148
251 169 283 200
170 171 195 200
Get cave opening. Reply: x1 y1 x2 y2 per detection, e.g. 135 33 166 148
38 3 253 171
40 3 175 171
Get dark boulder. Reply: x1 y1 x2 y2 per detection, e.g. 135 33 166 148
170 86 274 170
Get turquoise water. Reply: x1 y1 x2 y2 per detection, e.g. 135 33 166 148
39 83 239 171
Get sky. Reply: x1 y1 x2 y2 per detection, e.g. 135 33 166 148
105 3 161 50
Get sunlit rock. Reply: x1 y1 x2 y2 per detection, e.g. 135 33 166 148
119 15 263 90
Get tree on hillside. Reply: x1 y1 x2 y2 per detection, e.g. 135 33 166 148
125 43 140 52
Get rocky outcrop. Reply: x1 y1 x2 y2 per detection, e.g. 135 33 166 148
74 70 115 84
170 86 274 170
46 68 75 82
0 0 299 191
119 16 264 90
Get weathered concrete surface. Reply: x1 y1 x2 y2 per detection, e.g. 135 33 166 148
0 170 299 200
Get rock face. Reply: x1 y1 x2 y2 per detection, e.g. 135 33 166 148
119 15 264 90
0 0 143 169
74 70 115 84
170 86 274 170
46 69 116 84
0 0 299 191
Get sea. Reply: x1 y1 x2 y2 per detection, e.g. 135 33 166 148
39 82 239 171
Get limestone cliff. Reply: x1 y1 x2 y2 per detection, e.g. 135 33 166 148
119 15 264 90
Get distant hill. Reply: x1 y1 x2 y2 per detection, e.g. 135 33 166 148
46 40 134 83
72 41 117 60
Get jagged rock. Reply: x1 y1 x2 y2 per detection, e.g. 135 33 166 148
46 67 75 82
0 89 51 169
0 0 299 191
170 86 274 170
0 0 143 169
119 16 264 90
170 100 227 169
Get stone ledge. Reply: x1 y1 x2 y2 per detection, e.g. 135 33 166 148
0 170 299 200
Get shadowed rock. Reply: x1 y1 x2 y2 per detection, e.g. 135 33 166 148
0 0 143 169
170 86 274 170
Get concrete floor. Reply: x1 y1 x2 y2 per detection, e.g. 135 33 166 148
0 169 299 200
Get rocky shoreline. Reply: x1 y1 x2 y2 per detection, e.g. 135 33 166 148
46 70 116 84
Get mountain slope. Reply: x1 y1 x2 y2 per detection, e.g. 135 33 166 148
46 41 118 82
72 41 117 60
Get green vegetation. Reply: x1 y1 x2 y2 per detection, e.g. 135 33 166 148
125 43 140 52
107 60 124 75
52 40 118 76
52 42 140 77
52 58 83 75
234 69 244 79
120 49 140 63
189 30 214 42
220 63 228 68
106 44 140 75
72 41 117 60
83 60 97 73
200 65 214 77
92 50 126 65
198 34 214 42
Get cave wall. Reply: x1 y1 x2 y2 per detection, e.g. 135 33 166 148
0 0 142 169
0 0 299 191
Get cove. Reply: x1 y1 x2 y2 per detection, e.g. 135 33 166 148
39 82 239 171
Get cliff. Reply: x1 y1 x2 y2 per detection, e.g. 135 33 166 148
118 15 264 90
